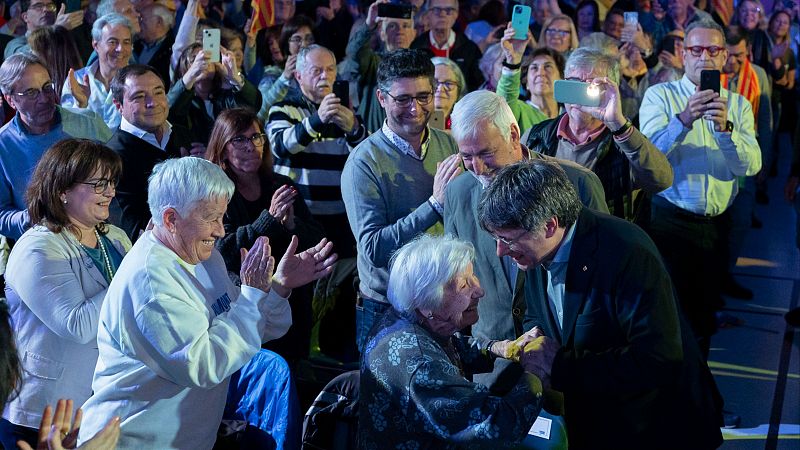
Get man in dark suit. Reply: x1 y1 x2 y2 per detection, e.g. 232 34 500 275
107 64 192 240
446 90 607 389
478 159 723 450
134 3 175 86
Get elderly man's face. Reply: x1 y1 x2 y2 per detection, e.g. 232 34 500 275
428 0 458 33
381 18 415 51
435 263 484 331
114 0 141 34
563 65 606 124
457 122 522 186
138 7 166 43
683 27 727 85
296 48 336 103
23 0 56 30
3 64 57 132
93 23 133 73
171 197 227 264
117 71 168 134
378 76 433 139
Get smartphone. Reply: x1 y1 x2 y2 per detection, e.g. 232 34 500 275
700 69 720 95
553 80 602 107
377 3 413 19
429 109 446 129
662 35 677 55
65 0 81 13
333 80 350 108
203 29 221 63
624 12 638 26
511 5 531 40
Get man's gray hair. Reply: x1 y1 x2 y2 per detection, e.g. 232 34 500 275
431 56 466 100
148 157 235 226
685 17 725 39
92 13 134 42
296 44 335 73
565 47 620 85
478 43 503 81
478 159 582 233
0 53 48 95
387 234 475 317
143 3 175 29
96 0 118 18
578 32 619 57
451 90 516 145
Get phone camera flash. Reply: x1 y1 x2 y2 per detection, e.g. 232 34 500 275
587 84 600 97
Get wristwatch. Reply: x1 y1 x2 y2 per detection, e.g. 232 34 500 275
723 120 734 133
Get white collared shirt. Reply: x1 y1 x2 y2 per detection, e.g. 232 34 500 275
381 120 430 160
60 61 121 130
120 117 173 151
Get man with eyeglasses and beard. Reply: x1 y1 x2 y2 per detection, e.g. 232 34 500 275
640 18 760 368
0 53 111 241
342 49 461 352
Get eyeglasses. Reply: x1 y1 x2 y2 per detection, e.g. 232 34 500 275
229 133 267 150
545 28 571 38
383 90 434 107
78 178 117 194
28 2 57 12
288 35 315 45
435 80 458 92
429 6 457 16
14 81 56 101
740 7 761 15
686 45 724 57
492 229 528 250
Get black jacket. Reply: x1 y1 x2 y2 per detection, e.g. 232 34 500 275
410 31 484 92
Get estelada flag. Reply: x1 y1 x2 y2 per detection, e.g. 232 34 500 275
712 0 734 25
249 0 275 35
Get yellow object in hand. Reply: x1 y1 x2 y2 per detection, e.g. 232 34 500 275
504 335 546 362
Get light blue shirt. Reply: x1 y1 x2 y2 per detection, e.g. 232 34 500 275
639 75 761 216
61 61 122 130
543 221 577 333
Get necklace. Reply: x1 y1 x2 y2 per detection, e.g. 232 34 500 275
79 228 115 283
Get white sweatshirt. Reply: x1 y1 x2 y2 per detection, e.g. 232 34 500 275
78 231 291 449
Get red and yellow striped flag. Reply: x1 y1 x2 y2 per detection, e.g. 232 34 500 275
712 0 734 25
249 0 275 35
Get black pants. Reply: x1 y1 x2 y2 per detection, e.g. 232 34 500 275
648 197 730 359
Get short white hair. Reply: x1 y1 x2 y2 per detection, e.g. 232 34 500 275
92 13 134 42
148 157 234 225
451 90 516 145
296 44 335 73
387 234 475 316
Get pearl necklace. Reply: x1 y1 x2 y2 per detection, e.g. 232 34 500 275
80 228 115 283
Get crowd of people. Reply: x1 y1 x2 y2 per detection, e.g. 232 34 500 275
0 0 798 448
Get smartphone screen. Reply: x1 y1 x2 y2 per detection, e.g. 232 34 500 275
66 0 81 13
377 3 413 19
333 80 350 108
203 29 221 63
511 5 531 40
553 80 602 107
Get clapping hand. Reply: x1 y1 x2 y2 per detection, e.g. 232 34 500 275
17 398 120 450
68 69 91 109
272 236 337 297
239 236 276 293
268 184 298 231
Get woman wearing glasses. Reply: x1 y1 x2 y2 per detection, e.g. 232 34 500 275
0 139 130 449
538 14 579 58
206 108 324 359
431 57 466 130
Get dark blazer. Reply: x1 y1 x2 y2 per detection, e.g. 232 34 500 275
524 208 723 449
134 33 175 87
106 126 192 240
444 148 607 388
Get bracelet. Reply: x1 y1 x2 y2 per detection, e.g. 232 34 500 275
485 340 497 355
611 119 632 136
502 61 522 70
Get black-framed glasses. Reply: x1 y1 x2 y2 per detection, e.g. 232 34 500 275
229 133 267 150
28 2 57 12
435 80 458 92
383 91 434 108
78 178 117 194
14 81 56 101
492 229 528 249
686 45 724 57
288 35 315 45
